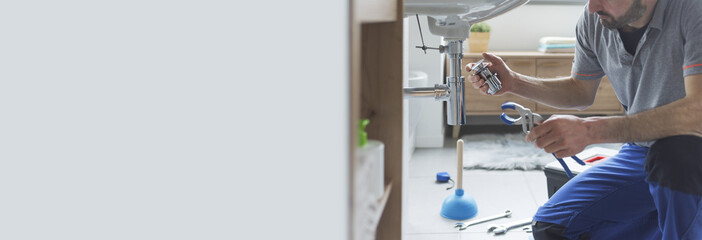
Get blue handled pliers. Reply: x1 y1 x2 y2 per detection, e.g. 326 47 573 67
500 102 586 178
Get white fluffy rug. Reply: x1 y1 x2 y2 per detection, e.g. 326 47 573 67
461 133 624 170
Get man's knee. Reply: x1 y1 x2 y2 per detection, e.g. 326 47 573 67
645 135 702 195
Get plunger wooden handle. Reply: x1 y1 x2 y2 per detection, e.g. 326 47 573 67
457 139 463 190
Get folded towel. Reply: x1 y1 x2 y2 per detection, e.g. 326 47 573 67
539 36 576 45
538 46 575 53
538 43 576 49
537 36 576 53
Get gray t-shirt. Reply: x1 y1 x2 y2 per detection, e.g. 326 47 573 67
571 0 702 146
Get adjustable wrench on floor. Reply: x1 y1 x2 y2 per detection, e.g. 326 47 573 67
487 218 533 235
500 102 587 178
454 210 512 231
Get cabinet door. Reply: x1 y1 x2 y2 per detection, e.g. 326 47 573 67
506 58 537 77
462 57 537 115
535 58 572 78
584 76 622 112
535 59 623 114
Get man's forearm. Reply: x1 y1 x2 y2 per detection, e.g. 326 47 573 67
584 96 702 144
509 73 598 110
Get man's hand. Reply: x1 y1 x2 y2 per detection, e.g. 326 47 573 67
526 115 594 158
465 52 516 96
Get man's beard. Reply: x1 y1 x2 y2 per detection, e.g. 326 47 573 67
598 0 647 29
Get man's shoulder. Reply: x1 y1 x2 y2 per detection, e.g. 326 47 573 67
680 0 702 9
576 5 599 32
576 4 605 44
577 4 596 24
673 0 702 18
674 0 702 30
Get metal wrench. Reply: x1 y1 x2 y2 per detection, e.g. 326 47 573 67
500 101 587 178
454 210 512 231
487 218 533 235
499 102 543 134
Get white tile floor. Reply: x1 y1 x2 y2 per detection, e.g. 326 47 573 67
405 141 549 240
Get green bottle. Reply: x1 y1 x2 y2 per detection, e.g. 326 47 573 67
359 119 370 147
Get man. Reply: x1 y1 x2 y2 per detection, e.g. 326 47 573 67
467 0 702 239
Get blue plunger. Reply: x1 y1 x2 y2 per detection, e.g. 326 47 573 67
440 139 478 220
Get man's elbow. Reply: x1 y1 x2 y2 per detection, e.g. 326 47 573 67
572 96 596 111
570 78 598 111
574 105 590 111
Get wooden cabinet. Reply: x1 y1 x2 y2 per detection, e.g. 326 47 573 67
461 52 623 116
350 0 403 240
535 58 572 78
534 57 621 114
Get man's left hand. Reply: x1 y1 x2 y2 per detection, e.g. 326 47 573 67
526 115 592 158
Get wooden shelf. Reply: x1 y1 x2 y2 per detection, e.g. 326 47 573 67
350 0 404 239
464 51 575 59
372 182 393 225
354 0 398 23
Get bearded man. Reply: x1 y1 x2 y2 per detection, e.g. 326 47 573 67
467 0 702 239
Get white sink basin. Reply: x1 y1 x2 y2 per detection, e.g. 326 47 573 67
405 0 528 24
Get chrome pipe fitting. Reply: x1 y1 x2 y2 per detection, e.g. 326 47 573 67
471 59 502 95
445 40 467 125
403 84 450 100
403 40 468 126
